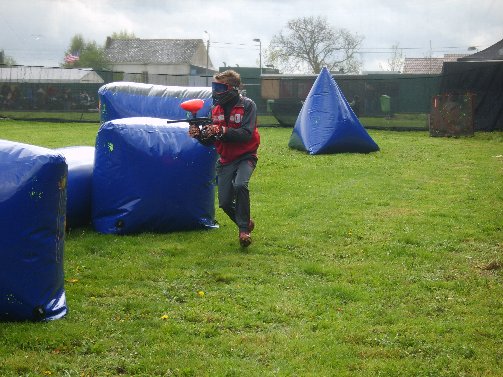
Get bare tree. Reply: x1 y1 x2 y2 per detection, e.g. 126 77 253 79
266 16 363 74
380 43 405 72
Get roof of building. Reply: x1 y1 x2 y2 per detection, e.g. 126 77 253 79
105 38 204 65
458 38 503 61
403 54 467 74
0 66 104 83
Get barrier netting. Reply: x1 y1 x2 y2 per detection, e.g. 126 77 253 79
1 63 501 131
429 93 474 137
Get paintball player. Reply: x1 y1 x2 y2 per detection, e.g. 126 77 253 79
188 70 260 247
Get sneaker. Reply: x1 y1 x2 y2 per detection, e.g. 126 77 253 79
239 231 252 247
248 219 255 233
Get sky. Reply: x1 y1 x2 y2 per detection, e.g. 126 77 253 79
1 0 502 72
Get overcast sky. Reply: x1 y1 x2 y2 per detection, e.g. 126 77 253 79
1 0 502 72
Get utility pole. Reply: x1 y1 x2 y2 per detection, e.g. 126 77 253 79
429 40 432 74
204 31 210 86
253 38 262 75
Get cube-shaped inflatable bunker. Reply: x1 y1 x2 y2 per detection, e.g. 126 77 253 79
0 139 68 321
98 82 212 123
92 117 218 235
55 146 95 229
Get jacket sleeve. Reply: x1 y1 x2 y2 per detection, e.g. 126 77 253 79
221 98 257 142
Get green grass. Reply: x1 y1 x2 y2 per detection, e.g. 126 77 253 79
361 113 428 130
0 112 276 126
1 120 502 376
0 110 101 123
0 120 100 147
0 110 277 124
0 110 427 129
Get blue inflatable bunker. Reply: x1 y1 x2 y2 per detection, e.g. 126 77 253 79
55 146 95 229
98 82 212 123
289 67 379 154
0 140 68 321
93 117 218 234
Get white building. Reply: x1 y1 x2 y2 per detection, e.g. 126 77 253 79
104 38 216 87
0 66 104 84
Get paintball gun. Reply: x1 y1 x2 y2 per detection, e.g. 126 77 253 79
167 99 215 140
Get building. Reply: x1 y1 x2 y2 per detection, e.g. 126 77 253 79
457 38 503 62
104 38 216 87
0 66 104 84
403 54 467 74
440 38 503 130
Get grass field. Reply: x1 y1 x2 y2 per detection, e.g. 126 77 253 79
0 119 502 376
0 110 429 130
360 113 429 130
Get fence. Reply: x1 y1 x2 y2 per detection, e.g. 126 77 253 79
0 65 269 122
261 73 442 125
0 65 445 127
429 93 474 137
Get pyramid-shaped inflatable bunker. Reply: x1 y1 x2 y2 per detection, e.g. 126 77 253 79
288 67 379 154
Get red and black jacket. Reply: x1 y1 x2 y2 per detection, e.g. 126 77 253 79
211 96 260 164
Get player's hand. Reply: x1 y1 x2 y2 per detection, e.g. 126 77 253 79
188 124 200 138
204 124 222 137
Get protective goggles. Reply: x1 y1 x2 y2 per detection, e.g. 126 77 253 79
212 82 232 93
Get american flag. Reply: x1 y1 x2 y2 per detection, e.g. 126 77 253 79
64 52 80 64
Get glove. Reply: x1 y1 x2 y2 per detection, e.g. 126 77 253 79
202 124 223 138
188 124 200 138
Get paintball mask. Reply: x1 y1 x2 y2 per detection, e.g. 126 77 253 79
212 81 239 105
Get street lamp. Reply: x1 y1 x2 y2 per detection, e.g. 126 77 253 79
204 31 210 86
253 38 262 75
